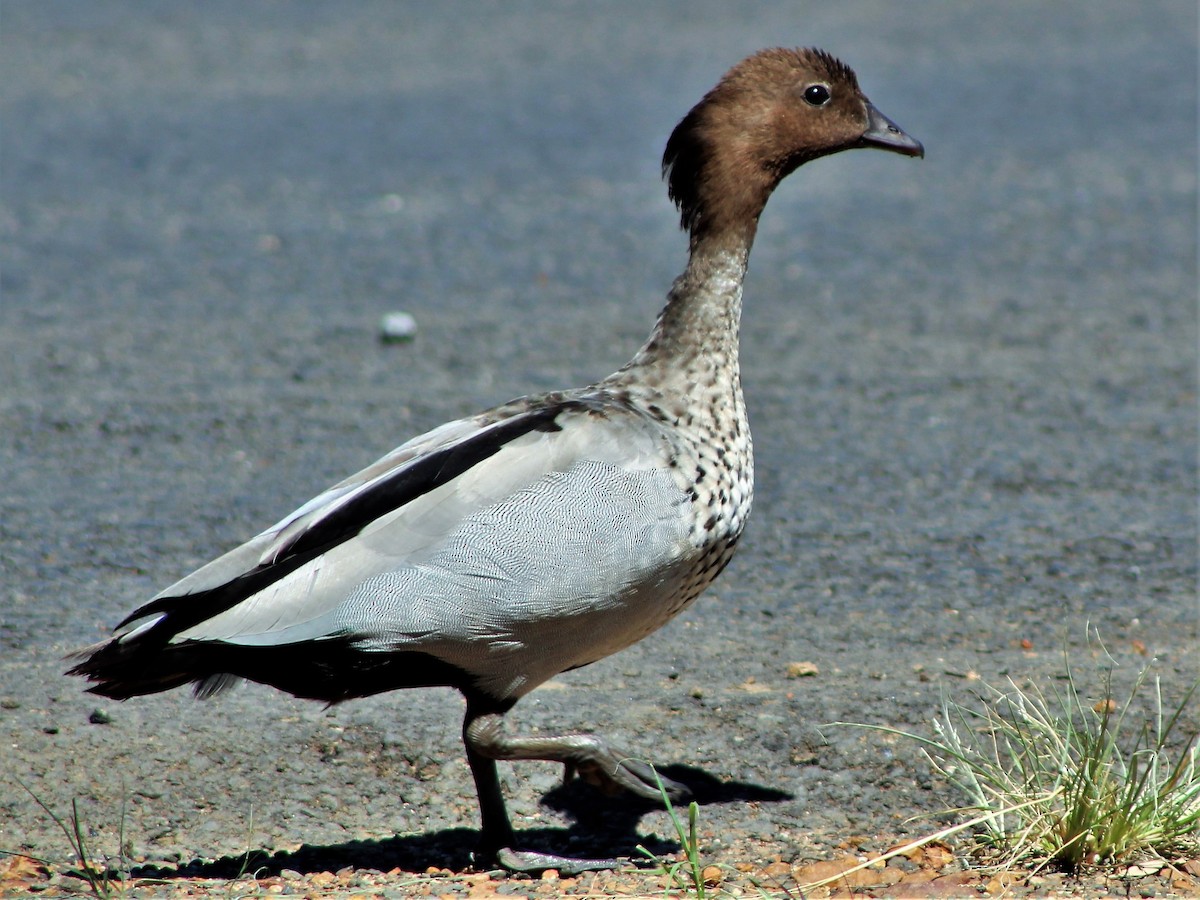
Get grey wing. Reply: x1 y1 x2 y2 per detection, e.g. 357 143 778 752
116 401 695 697
332 454 695 698
118 414 489 630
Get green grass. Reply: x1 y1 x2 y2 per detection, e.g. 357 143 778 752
12 777 130 898
634 766 810 898
852 648 1200 872
9 775 280 899
636 768 713 898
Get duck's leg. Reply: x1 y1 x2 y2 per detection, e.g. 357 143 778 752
462 702 690 874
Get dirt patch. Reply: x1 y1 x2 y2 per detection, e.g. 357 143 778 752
6 845 1200 898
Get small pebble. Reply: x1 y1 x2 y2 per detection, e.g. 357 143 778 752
786 661 819 678
256 233 282 253
89 708 112 725
380 311 418 342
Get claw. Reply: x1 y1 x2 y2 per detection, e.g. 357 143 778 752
571 753 693 802
608 756 692 802
573 758 628 796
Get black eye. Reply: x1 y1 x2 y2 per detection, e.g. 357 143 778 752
804 83 831 106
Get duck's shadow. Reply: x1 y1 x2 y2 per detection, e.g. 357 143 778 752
132 765 790 879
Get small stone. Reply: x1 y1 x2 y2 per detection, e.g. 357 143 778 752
379 193 405 213
1 698 19 709
257 233 283 253
786 661 819 678
380 311 418 342
89 708 112 725
1124 863 1164 878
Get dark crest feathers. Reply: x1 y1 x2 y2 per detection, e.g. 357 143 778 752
662 47 857 235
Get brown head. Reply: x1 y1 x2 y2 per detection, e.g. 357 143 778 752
663 47 923 249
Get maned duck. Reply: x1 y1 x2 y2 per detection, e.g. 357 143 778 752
69 47 922 873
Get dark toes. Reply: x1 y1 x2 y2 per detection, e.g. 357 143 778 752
495 847 625 876
557 738 693 803
656 773 693 802
613 756 692 801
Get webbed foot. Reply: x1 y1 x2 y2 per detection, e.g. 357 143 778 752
493 846 628 875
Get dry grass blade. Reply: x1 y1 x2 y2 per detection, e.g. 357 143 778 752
840 646 1200 874
794 798 1048 892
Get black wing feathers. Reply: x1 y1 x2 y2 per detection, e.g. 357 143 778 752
111 404 570 643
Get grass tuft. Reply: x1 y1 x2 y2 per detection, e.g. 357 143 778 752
851 648 1200 872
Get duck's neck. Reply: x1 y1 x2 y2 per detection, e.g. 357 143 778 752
607 232 752 410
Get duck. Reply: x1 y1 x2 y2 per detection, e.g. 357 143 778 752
69 47 923 874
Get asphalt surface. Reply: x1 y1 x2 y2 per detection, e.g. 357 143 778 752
2 0 1197 879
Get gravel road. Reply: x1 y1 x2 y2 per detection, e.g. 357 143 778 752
2 0 1196 887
